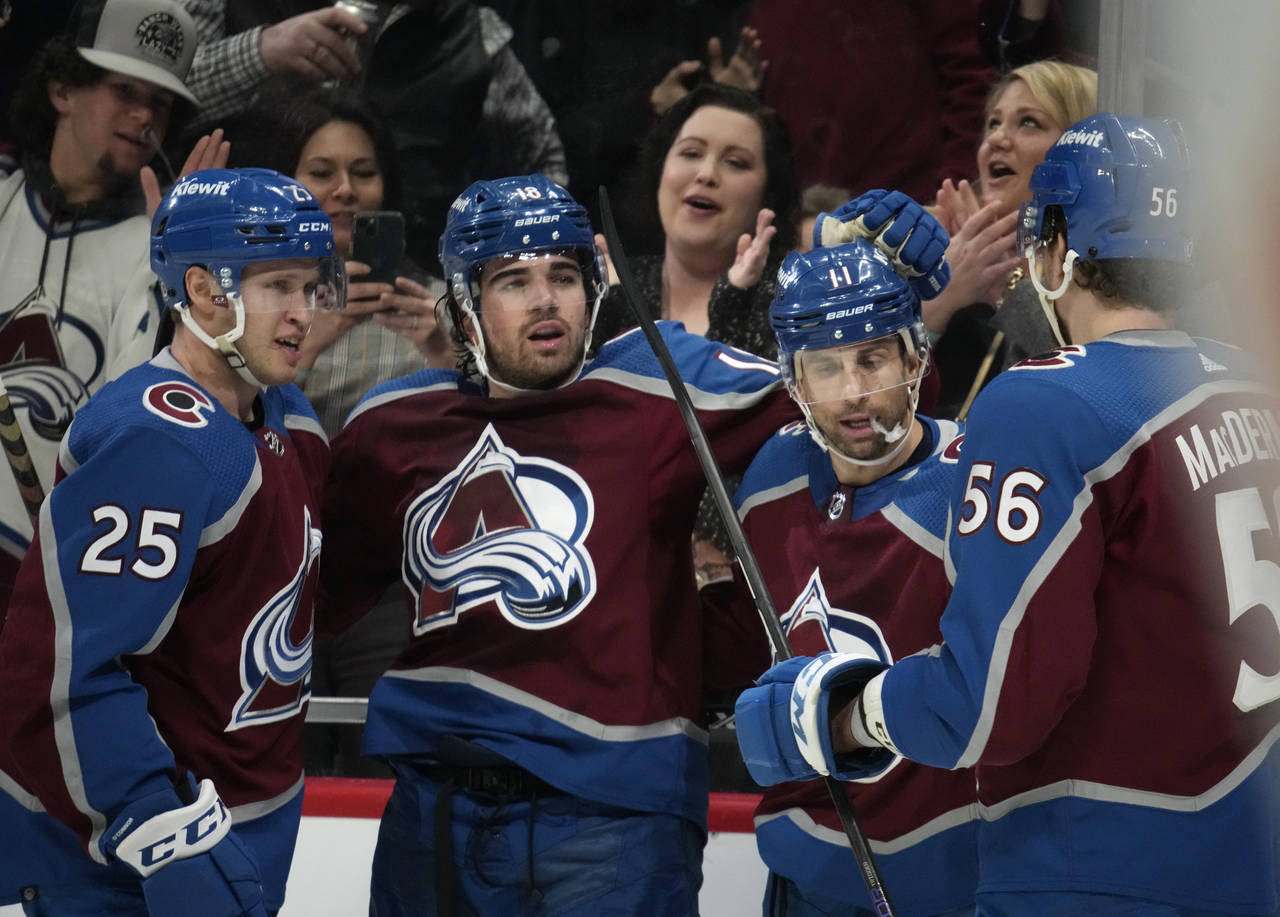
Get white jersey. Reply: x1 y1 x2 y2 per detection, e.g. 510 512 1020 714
0 169 158 565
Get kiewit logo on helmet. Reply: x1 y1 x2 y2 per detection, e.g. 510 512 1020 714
172 180 231 197
1057 129 1105 148
514 215 560 228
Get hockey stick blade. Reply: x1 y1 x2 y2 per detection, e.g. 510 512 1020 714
597 187 897 916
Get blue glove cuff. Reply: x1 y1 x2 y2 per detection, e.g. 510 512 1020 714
792 653 895 780
735 677 821 786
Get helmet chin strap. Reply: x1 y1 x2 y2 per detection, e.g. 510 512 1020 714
176 295 269 390
1026 246 1079 347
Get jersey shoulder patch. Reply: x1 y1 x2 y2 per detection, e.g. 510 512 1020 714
65 362 258 511
1007 344 1088 373
140 379 216 429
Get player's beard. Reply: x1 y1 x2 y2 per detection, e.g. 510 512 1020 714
484 313 589 392
813 382 914 463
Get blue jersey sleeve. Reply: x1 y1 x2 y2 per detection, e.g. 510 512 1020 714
8 427 218 858
661 322 785 399
592 321 785 400
878 372 1108 768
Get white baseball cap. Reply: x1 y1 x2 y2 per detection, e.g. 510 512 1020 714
74 0 199 105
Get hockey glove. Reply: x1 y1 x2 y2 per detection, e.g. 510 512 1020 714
735 653 894 786
106 778 268 917
814 189 951 300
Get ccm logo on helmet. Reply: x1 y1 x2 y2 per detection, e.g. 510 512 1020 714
296 222 331 233
514 215 560 227
1057 128 1105 148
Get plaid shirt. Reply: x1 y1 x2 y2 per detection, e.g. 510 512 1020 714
182 0 270 121
301 270 446 438
180 2 567 184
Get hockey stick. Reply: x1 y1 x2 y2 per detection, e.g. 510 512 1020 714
0 376 45 527
597 188 897 916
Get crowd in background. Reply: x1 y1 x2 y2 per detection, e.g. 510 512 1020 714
0 0 1099 781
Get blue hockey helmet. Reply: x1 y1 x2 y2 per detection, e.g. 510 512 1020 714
771 238 927 395
771 239 930 466
151 167 344 387
438 173 608 390
1017 113 1194 264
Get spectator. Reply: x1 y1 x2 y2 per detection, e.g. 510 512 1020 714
180 0 568 265
589 82 798 592
795 183 850 253
0 167 335 916
236 84 449 778
237 83 449 436
927 59 1096 418
487 1 762 238
748 0 995 203
0 0 201 612
0 0 79 163
593 83 799 356
318 173 796 914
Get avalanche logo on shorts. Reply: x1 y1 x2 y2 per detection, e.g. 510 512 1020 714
403 424 597 635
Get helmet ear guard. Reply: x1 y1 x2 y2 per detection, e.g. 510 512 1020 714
444 272 494 383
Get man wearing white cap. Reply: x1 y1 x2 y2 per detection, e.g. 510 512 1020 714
0 0 204 614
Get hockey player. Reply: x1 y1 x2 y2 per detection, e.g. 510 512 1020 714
0 168 338 915
315 173 804 915
736 114 1280 915
733 236 978 916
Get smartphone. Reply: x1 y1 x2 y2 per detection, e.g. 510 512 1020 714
351 211 405 285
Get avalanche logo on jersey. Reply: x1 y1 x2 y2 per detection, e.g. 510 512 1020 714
402 424 597 636
143 381 216 429
1010 344 1086 371
0 296 100 440
228 507 320 731
783 569 892 665
783 568 901 782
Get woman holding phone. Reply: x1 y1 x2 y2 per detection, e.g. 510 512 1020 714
241 84 451 435
232 85 450 778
